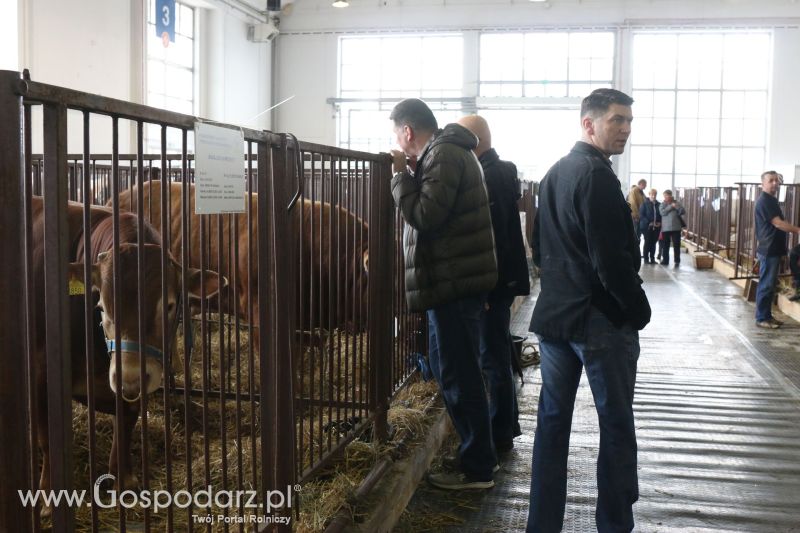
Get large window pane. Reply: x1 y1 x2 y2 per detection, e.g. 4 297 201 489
632 30 770 187
338 34 463 150
651 147 674 174
481 31 614 98
480 109 580 180
631 118 653 145
630 146 653 173
674 147 696 174
676 118 698 145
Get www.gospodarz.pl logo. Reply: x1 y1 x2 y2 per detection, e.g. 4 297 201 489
19 474 296 521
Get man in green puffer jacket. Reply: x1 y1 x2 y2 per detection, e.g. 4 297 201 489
389 98 499 490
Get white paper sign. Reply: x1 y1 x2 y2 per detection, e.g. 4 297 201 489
194 122 245 214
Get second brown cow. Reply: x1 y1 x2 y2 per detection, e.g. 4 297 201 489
113 181 370 347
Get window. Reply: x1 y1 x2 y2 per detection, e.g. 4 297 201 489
477 31 614 179
146 0 196 152
335 31 616 180
337 34 464 152
630 31 770 191
480 32 614 98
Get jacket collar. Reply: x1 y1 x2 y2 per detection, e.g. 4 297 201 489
478 148 500 167
572 141 612 168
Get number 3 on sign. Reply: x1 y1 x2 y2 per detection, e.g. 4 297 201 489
156 0 175 48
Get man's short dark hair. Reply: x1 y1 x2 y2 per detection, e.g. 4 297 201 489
761 170 782 181
581 88 634 118
390 98 438 132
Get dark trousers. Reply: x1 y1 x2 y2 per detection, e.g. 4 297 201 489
427 296 496 481
642 228 659 262
479 295 518 450
660 231 681 265
527 308 640 533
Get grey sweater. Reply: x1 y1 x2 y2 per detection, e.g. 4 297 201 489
659 201 686 232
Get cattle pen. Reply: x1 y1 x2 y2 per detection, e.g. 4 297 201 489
0 69 428 533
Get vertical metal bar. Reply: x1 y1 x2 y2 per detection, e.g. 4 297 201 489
42 102 74 533
199 209 211 533
333 155 343 443
258 139 275 513
246 142 258 502
159 124 174 532
297 150 306 482
24 97 42 533
218 212 229 532
734 183 744 277
136 120 152 533
82 111 99 533
358 159 367 421
0 69 34 533
180 130 194 533
313 153 322 465
326 153 334 452
274 134 297 529
344 159 353 428
233 153 243 533
368 156 394 442
111 117 127 533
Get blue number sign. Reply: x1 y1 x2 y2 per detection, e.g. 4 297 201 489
156 0 176 47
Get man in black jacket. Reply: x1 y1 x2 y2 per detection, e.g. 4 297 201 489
458 114 530 454
390 98 499 490
527 88 651 533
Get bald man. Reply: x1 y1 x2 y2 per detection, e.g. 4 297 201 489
456 114 531 454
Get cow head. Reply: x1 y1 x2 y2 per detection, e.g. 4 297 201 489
69 243 223 402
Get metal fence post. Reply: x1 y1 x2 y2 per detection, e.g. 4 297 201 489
42 101 75 533
274 134 297 530
0 69 34 533
368 156 395 442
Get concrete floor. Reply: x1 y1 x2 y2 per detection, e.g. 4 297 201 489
399 250 800 532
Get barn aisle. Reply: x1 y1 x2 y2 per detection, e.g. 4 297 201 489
397 250 800 532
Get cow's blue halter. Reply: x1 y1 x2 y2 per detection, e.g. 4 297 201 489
103 297 194 364
106 339 165 362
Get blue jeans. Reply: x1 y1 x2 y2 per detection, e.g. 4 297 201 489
427 296 496 481
479 295 518 450
755 253 780 322
527 308 640 533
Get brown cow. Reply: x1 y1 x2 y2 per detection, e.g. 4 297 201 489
113 181 370 347
31 196 222 515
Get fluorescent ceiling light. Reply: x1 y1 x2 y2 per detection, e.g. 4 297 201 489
332 0 349 7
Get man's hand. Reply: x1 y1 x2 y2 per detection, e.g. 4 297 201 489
390 150 407 174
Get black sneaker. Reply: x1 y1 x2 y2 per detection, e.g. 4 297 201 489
441 455 500 474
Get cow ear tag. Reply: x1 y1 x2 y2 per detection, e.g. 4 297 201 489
69 278 86 296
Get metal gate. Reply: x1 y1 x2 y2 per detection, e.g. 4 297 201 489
0 69 423 533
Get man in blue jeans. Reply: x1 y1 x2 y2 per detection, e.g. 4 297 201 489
390 98 499 490
528 88 651 533
754 170 800 329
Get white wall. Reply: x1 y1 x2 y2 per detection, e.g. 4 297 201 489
274 0 800 182
18 0 271 153
0 0 20 70
767 27 800 178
